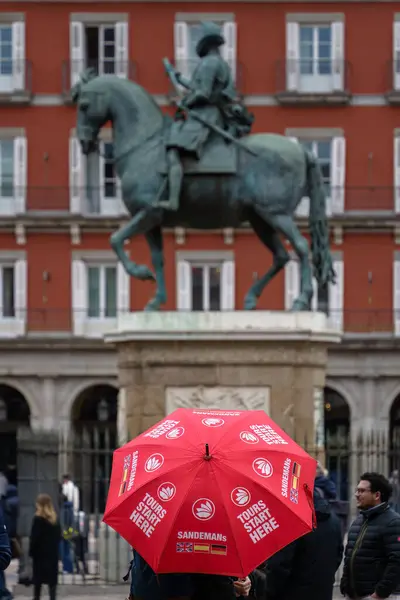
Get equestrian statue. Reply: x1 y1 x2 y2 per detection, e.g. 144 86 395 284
71 21 335 312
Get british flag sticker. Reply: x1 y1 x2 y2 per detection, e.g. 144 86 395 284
176 542 193 553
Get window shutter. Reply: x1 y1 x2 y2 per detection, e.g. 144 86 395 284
329 260 344 332
221 260 235 311
394 259 400 336
331 136 346 214
117 263 130 316
286 22 299 91
174 22 190 80
177 260 192 311
14 259 27 334
394 136 400 214
332 22 345 91
284 259 300 310
12 21 25 91
13 136 27 214
115 22 128 78
70 21 84 87
222 22 237 82
69 137 83 214
72 259 87 336
393 22 400 90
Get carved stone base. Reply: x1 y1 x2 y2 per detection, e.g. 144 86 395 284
106 311 341 446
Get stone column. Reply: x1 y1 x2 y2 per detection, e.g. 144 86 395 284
106 312 340 446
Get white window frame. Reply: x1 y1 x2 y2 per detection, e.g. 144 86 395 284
69 20 128 88
393 21 400 91
394 134 400 214
0 257 26 338
284 256 344 332
176 253 235 311
87 264 118 320
286 20 344 92
71 258 130 338
174 20 237 81
289 135 345 217
0 22 25 93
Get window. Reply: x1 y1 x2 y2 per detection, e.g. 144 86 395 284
284 258 344 331
286 20 344 92
0 26 12 79
0 136 26 215
0 265 14 318
192 264 222 311
0 22 25 93
288 135 345 216
393 21 400 90
70 20 128 87
0 258 26 337
70 137 124 216
87 265 117 319
72 258 129 337
174 20 237 81
177 256 235 311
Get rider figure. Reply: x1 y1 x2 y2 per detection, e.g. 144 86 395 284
159 21 254 211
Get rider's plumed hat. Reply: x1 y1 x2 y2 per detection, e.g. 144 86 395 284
196 22 225 58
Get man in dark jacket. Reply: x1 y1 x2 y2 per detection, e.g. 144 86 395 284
264 489 343 600
340 472 400 599
0 503 12 599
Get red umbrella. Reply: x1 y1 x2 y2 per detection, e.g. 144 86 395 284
104 408 317 577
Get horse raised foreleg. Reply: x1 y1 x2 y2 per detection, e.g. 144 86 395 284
244 210 290 310
110 209 160 281
266 213 313 311
144 227 167 311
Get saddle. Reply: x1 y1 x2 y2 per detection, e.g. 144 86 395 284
158 133 237 175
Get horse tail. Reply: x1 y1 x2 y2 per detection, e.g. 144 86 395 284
305 149 336 286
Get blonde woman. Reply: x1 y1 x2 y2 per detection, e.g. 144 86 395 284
29 494 61 600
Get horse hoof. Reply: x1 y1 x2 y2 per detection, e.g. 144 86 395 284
244 295 257 310
144 298 161 311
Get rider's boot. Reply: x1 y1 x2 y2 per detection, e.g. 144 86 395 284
158 149 182 211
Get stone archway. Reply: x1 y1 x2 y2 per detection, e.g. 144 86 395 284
324 386 351 500
69 384 118 513
0 384 31 486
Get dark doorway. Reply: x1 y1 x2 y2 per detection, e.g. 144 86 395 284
324 387 350 500
70 384 118 513
0 384 30 485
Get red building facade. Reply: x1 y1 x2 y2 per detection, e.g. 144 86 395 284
0 1 400 479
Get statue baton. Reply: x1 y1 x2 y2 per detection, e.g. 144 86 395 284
162 57 258 158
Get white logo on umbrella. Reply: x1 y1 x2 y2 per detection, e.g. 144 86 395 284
157 482 176 502
144 453 164 473
252 458 273 478
202 418 225 428
240 431 259 444
166 427 185 440
231 487 251 507
192 498 216 521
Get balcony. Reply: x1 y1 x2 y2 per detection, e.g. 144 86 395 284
166 59 244 105
61 60 138 103
386 60 400 104
275 59 351 105
343 187 398 212
0 60 32 105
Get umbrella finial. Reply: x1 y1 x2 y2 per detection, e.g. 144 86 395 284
204 443 211 461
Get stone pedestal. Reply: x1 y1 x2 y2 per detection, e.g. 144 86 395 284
106 312 341 446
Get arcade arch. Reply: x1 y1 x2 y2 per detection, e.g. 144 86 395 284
323 386 351 500
0 384 31 485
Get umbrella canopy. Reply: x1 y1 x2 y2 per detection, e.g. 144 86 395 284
104 408 317 577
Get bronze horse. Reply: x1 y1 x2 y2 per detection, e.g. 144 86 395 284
73 70 335 311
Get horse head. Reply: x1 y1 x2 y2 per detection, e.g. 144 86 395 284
72 68 114 155
71 69 164 159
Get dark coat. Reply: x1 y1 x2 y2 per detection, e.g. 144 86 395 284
264 494 343 600
0 504 11 596
315 475 337 500
340 502 400 599
1 485 19 539
29 516 61 586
